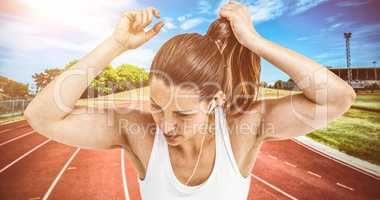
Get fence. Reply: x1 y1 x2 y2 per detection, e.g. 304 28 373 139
0 99 32 118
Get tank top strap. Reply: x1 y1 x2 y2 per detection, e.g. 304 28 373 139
215 105 248 180
139 126 162 182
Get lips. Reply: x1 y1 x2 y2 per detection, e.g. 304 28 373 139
163 130 178 140
163 130 176 137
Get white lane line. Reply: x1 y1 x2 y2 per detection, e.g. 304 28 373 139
0 128 11 134
42 148 80 200
336 182 355 191
67 166 76 170
268 155 278 160
250 173 298 200
29 197 40 200
284 162 297 168
307 171 322 178
292 139 380 181
16 124 28 128
0 139 51 173
0 131 35 147
121 149 130 200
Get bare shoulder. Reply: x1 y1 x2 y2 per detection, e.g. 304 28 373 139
115 106 156 176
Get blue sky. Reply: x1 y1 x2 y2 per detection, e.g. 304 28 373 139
0 0 379 87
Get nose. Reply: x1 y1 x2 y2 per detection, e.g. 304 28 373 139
161 120 177 136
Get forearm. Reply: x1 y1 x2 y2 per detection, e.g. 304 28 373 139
246 35 356 106
25 36 125 122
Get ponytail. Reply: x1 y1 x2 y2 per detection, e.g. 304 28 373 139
206 18 261 117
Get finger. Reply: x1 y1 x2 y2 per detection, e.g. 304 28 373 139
229 0 239 4
138 11 144 30
149 7 161 19
123 10 137 22
146 9 153 25
144 22 165 41
219 8 233 21
143 9 153 28
133 12 142 30
221 3 235 10
141 10 149 30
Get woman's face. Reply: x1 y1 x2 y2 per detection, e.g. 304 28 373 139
150 77 213 146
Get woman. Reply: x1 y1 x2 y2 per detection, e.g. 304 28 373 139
24 1 356 199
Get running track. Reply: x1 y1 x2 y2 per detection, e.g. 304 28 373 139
0 101 379 199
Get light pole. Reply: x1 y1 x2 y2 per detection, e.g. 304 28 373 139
373 61 377 67
344 32 352 85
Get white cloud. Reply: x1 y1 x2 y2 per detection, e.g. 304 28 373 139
161 17 177 32
16 0 140 38
247 0 285 23
213 0 329 22
0 0 152 82
296 36 311 41
336 0 372 7
352 24 380 38
291 0 328 15
0 0 142 54
330 23 344 29
215 0 285 23
198 0 212 14
177 14 192 22
325 13 344 23
0 16 100 54
180 18 205 30
178 16 186 22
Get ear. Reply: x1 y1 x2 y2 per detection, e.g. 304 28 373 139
207 90 226 114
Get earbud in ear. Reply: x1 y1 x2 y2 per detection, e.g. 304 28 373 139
207 99 217 114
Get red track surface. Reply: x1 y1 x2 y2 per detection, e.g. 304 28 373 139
0 102 379 199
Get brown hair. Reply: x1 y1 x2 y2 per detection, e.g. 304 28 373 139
149 18 261 118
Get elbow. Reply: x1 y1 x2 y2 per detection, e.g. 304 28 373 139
345 87 356 106
24 108 39 131
24 104 38 125
24 104 47 133
23 106 34 125
24 98 36 119
335 87 356 112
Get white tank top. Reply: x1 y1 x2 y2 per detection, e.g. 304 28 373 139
138 105 251 199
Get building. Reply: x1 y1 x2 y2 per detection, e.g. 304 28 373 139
326 66 380 90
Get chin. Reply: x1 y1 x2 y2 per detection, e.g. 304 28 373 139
165 135 185 146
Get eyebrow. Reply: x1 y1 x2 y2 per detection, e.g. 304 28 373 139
150 97 198 114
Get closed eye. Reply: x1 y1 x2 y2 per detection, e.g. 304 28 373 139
150 98 198 116
175 112 197 117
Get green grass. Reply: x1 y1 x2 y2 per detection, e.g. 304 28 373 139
307 108 380 165
353 92 380 110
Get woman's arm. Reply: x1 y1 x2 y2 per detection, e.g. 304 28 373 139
220 1 356 140
24 7 164 149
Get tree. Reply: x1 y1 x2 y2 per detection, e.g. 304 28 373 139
274 80 284 89
32 68 63 92
31 60 149 98
259 81 268 88
64 59 79 70
89 64 149 96
116 64 149 90
0 75 29 98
